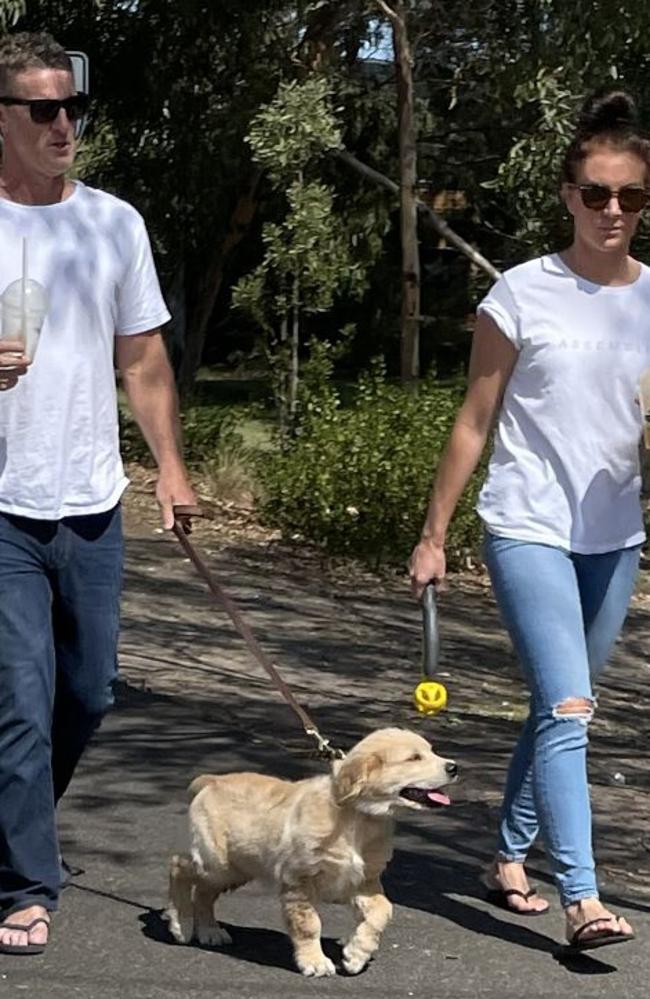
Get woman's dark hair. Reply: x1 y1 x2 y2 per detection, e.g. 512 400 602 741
561 89 650 183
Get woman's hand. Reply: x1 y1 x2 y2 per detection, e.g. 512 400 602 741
409 537 446 600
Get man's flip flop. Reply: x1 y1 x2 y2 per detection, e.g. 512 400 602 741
568 916 635 952
485 887 550 917
0 917 50 955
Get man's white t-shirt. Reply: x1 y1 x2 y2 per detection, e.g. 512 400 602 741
476 253 650 553
0 181 170 519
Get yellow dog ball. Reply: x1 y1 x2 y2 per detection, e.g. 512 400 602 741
413 680 448 716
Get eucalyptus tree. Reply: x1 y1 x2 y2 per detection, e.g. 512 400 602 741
232 78 371 432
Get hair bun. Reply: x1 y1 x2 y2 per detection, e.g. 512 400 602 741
577 89 638 135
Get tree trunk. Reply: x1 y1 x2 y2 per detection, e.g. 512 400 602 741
379 0 420 382
178 172 261 399
288 170 303 430
277 313 289 436
289 271 300 427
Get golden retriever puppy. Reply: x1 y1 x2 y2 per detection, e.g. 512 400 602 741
165 727 457 977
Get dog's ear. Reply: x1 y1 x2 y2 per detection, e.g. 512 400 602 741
188 774 217 800
333 752 382 805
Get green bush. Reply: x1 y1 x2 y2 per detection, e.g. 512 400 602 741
200 422 259 503
179 406 238 466
258 355 486 567
119 403 235 468
119 401 260 507
118 407 152 465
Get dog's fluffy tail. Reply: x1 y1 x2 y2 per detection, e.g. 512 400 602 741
188 774 218 799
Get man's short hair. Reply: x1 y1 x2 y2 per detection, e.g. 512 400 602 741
0 31 72 93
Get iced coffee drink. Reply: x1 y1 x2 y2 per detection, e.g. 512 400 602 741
0 238 48 367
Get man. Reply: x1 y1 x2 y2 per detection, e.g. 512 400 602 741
0 31 196 953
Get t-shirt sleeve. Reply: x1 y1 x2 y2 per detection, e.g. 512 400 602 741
476 275 521 347
115 215 171 336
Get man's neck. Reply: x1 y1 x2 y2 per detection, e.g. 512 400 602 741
0 167 71 206
562 241 638 287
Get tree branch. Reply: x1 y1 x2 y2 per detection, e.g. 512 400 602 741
333 148 501 282
376 0 402 28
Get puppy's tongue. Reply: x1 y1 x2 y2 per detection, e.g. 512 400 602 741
427 791 450 806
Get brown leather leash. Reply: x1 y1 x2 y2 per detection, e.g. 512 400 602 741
171 505 345 760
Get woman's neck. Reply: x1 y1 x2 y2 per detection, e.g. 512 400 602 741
561 241 639 286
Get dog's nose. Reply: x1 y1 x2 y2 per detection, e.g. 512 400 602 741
445 761 458 778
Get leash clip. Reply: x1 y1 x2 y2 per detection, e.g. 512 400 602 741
305 727 346 761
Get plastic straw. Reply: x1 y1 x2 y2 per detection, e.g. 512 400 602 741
21 237 27 343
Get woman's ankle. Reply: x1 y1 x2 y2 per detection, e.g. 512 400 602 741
490 857 533 891
564 897 603 919
494 855 527 872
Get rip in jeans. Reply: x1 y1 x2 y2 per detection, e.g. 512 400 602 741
552 697 595 725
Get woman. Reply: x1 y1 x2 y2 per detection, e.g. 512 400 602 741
409 89 649 950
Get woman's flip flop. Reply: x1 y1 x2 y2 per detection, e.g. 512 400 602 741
485 886 550 917
568 916 635 952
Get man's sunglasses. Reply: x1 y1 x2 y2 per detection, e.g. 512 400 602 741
568 183 650 213
0 92 89 125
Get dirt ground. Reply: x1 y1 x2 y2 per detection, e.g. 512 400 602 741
117 464 650 902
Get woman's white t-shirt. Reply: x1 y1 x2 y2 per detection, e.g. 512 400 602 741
476 253 650 553
0 182 171 519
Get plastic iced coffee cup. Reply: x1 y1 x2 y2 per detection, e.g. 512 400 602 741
0 277 48 363
0 237 48 368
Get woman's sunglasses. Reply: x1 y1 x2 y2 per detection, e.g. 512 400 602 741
568 183 650 213
0 92 89 125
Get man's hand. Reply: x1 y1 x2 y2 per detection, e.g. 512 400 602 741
409 537 446 601
156 468 198 531
0 340 30 391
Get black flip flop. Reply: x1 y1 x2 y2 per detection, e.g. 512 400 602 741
0 916 50 955
485 887 550 917
568 916 635 952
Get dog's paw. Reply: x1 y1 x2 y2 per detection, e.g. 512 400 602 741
164 907 194 945
342 944 371 975
196 922 232 947
298 955 337 977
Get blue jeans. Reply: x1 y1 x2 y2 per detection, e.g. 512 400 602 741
0 505 123 917
483 532 640 907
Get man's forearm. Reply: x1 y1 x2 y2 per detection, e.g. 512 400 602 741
122 359 185 472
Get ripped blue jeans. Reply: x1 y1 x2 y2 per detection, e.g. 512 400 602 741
483 533 640 907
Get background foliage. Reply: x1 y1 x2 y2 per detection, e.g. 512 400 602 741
5 0 650 563
258 348 486 567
